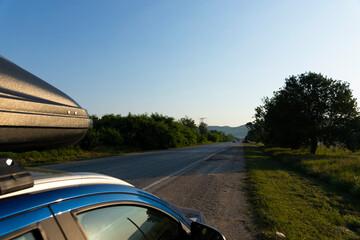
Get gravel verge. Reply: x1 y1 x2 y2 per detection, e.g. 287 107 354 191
147 144 256 239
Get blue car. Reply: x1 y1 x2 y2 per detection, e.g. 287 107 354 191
0 159 225 240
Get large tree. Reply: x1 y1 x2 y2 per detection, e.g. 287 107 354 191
245 105 266 143
247 72 360 154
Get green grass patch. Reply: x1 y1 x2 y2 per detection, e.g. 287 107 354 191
0 146 141 167
264 146 360 197
245 145 360 239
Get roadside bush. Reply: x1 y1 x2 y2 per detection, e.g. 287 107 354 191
207 131 221 142
99 127 123 147
79 128 100 150
179 125 198 146
77 113 232 151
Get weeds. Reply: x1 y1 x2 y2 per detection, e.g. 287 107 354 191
264 146 360 198
0 146 125 166
245 144 360 239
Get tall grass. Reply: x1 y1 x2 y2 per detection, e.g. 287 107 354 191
264 146 360 197
245 145 360 239
0 146 119 166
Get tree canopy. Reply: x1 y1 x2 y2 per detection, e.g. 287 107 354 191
246 72 360 154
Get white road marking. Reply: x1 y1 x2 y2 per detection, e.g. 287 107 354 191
143 149 225 191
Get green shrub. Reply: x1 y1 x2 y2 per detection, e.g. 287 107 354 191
77 113 230 151
99 127 123 147
79 128 100 150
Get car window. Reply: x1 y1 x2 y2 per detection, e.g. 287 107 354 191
11 231 42 240
76 205 183 240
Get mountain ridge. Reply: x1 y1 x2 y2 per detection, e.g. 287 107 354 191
208 125 248 139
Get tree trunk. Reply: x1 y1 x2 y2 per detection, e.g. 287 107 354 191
310 137 317 154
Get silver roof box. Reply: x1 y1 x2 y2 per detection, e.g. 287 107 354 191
0 56 92 152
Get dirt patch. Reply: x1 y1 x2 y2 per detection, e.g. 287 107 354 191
147 144 256 240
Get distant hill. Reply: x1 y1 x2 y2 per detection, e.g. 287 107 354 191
208 125 248 139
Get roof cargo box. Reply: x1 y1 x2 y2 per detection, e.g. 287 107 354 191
0 56 92 152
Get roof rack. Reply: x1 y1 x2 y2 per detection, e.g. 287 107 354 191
0 157 34 195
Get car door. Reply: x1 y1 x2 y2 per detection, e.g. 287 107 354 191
0 207 65 240
75 204 186 240
49 191 191 240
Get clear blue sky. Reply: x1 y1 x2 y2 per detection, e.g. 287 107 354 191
1 0 360 127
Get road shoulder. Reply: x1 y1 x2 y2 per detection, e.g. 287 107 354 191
147 144 256 239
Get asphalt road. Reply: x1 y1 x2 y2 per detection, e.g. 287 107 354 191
41 142 233 189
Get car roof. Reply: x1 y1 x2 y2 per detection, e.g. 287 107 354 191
0 180 192 236
0 172 167 221
0 164 191 230
0 169 134 200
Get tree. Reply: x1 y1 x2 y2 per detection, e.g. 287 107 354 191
179 116 197 130
245 104 266 142
198 121 208 143
247 72 360 154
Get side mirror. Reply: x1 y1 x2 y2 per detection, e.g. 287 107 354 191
191 222 226 240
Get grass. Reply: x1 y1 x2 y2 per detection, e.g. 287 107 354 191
245 144 360 239
0 146 140 167
264 146 360 197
